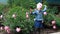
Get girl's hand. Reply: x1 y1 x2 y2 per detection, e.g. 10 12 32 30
30 8 32 13
42 20 44 23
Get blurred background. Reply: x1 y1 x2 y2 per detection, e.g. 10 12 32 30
0 0 60 34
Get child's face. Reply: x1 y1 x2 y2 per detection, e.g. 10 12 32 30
37 3 42 10
39 5 42 8
37 5 42 10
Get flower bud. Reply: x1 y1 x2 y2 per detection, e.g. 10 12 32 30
26 12 29 19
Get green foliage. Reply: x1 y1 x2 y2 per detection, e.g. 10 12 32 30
43 5 59 26
1 0 60 34
0 4 4 15
47 6 58 14
49 14 60 26
3 6 34 34
8 0 36 9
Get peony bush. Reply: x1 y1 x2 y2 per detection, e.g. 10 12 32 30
2 6 34 34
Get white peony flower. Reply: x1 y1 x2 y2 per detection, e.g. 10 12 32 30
12 14 16 18
16 28 21 32
43 12 47 15
53 26 56 29
52 20 56 25
0 15 3 19
0 27 3 30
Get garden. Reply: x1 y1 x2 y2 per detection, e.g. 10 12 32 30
0 0 60 34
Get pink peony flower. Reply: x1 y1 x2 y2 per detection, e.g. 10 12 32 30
16 27 21 32
43 12 47 15
6 29 11 34
53 25 56 29
4 26 9 31
52 20 56 25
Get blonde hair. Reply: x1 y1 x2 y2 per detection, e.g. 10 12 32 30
37 2 42 9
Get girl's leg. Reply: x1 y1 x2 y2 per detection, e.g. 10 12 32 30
40 28 44 34
35 28 43 34
38 28 40 34
34 20 40 34
39 21 44 34
34 28 38 34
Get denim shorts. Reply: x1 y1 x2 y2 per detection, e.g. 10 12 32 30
34 20 43 28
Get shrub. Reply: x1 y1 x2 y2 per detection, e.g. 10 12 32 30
2 6 34 34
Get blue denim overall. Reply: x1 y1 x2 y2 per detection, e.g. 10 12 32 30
31 6 47 28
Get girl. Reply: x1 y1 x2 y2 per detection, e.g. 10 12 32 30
30 2 47 34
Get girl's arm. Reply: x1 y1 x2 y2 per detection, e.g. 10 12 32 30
42 5 47 15
42 5 47 12
30 9 36 15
